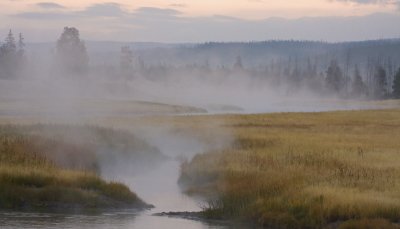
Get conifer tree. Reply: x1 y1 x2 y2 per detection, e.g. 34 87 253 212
393 68 400 98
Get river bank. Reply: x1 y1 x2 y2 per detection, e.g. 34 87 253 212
0 124 164 211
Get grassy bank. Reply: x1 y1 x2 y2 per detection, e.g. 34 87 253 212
0 97 207 118
0 125 164 211
178 109 400 228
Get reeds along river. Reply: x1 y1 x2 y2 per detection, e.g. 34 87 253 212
0 160 229 229
0 132 232 229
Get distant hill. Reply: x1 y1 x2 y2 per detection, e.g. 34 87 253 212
136 39 400 66
26 38 400 69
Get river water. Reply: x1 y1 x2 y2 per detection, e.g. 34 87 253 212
0 148 235 229
0 159 233 229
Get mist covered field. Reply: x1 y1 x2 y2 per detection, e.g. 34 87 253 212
1 9 400 227
0 95 400 228
1 98 399 228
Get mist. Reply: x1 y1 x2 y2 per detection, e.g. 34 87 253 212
2 30 400 120
1 26 400 229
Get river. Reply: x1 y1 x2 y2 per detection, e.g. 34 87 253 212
0 159 234 229
0 146 237 229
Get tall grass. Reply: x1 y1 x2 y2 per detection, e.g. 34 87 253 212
178 109 400 228
0 124 157 210
0 166 143 209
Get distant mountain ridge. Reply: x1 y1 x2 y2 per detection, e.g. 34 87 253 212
25 38 400 67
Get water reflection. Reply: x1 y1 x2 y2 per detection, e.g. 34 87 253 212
0 128 244 229
0 210 229 229
0 211 138 229
0 160 233 229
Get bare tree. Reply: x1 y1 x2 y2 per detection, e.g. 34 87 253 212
120 46 134 78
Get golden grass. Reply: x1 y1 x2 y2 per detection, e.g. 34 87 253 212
0 165 143 209
176 109 400 228
0 99 399 225
0 125 156 210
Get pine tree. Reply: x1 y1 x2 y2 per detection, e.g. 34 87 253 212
4 30 16 54
0 30 18 79
325 59 344 93
393 68 400 98
351 65 367 97
373 66 388 99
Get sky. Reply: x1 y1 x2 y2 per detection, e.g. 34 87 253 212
0 0 399 43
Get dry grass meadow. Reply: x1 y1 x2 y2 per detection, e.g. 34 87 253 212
1 97 400 227
175 109 400 228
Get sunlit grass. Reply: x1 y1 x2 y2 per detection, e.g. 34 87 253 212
178 109 400 228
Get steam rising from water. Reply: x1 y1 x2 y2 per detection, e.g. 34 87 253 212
0 73 391 123
97 124 231 228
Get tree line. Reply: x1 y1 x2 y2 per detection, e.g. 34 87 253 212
0 27 88 79
1 27 400 99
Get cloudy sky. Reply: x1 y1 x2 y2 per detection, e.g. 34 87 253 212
1 0 399 43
